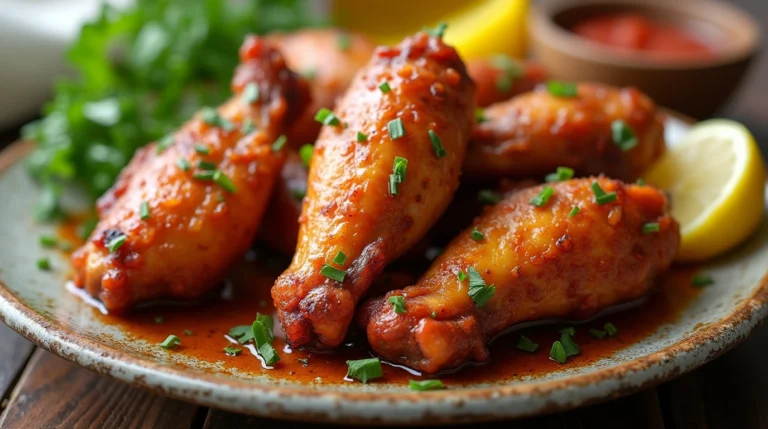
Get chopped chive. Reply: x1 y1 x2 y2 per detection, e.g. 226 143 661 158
604 322 618 336
154 316 164 324
78 218 98 241
337 32 351 51
160 334 181 350
611 120 638 151
389 156 408 195
692 275 715 288
224 345 242 356
388 295 407 314
589 328 607 339
530 186 555 207
546 80 578 98
39 235 58 248
271 134 287 152
550 341 567 364
139 201 151 220
197 160 216 171
569 206 580 218
314 108 340 126
176 158 190 172
299 144 314 168
356 131 367 142
466 267 496 307
496 74 512 93
320 264 346 282
428 130 447 159
241 118 256 134
636 178 645 186
301 68 317 79
516 336 538 352
642 222 660 234
409 379 445 391
291 188 306 201
243 82 260 104
332 250 347 266
345 358 383 383
457 270 467 282
559 332 580 357
106 234 127 253
470 226 484 242
213 171 237 193
477 190 501 205
193 170 216 181
216 195 226 203
155 135 174 154
379 81 392 93
491 54 523 78
387 118 406 140
183 329 193 336
36 258 51 271
475 108 486 123
591 181 617 205
427 22 448 38
559 326 575 336
545 166 575 182
200 107 234 131
430 311 437 319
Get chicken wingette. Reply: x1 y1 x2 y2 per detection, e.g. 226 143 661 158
359 178 680 374
271 30 476 348
466 57 547 107
71 36 310 313
465 83 665 181
258 151 307 256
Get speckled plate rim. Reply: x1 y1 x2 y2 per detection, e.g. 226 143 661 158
1 138 767 426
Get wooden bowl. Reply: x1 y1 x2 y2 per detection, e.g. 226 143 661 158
530 0 761 118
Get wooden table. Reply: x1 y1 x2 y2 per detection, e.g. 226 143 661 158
0 1 766 427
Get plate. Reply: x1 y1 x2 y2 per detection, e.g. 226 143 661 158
0 114 766 425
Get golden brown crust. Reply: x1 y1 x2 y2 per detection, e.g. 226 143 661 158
360 178 680 374
465 83 665 181
271 32 476 348
466 57 548 107
70 36 310 313
258 151 307 255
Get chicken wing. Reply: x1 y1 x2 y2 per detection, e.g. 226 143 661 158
467 56 547 107
258 151 307 255
271 31 476 348
269 29 376 147
71 36 310 313
360 178 679 374
465 83 665 181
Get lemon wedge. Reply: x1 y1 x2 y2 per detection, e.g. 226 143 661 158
645 119 766 262
333 0 529 59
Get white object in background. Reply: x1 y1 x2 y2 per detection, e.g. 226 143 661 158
0 0 130 130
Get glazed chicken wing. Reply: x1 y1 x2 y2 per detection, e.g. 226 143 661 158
271 31 476 348
465 83 665 181
360 178 679 374
467 57 547 107
71 36 310 313
258 150 307 255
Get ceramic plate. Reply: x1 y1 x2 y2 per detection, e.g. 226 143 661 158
0 115 766 425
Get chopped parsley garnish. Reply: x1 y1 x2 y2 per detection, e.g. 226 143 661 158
611 120 638 151
271 134 287 152
320 264 346 282
475 108 487 123
242 82 260 104
636 178 646 186
466 267 495 307
332 250 347 266
477 189 501 205
516 336 538 352
39 235 58 248
36 258 51 271
314 108 340 126
427 22 448 38
252 313 279 365
591 181 617 205
428 130 447 159
345 358 383 383
213 171 237 193
409 379 445 391
228 325 254 344
241 118 256 134
139 201 150 220
569 206 580 218
379 81 392 93
604 322 618 337
337 32 351 51
356 131 367 142
642 222 660 234
457 270 467 282
389 156 408 196
388 295 407 314
224 345 242 356
470 226 484 241
200 107 234 131
387 118 406 140
546 80 578 98
106 234 127 253
156 135 174 154
589 328 607 339
491 54 522 93
530 186 555 207
299 144 314 168
550 341 567 364
197 160 216 170
692 275 715 288
183 329 193 336
160 335 181 350
545 166 575 182
176 158 191 172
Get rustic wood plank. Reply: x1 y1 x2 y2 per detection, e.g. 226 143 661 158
0 349 201 429
0 324 35 406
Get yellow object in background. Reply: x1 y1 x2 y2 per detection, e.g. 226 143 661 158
645 120 767 262
333 0 529 59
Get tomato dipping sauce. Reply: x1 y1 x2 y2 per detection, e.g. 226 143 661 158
571 13 717 60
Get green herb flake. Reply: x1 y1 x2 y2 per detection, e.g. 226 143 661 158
591 181 618 205
430 311 437 319
200 107 234 131
611 120 638 151
314 108 340 126
427 22 448 39
428 130 447 159
160 334 181 350
466 267 496 307
156 135 174 154
299 144 314 168
139 201 151 220
337 32 351 51
387 118 406 140
530 186 555 207
590 328 607 339
345 358 383 383
39 235 58 248
271 134 287 152
559 327 575 336
356 131 367 142
546 81 578 98
228 325 254 344
604 322 618 337
224 345 242 356
636 178 646 186
388 295 407 314
193 170 215 181
332 251 347 266
213 171 237 193
389 156 408 196
297 358 309 366
241 118 256 134
470 226 484 242
642 222 660 234
457 270 467 282
243 82 260 104
183 329 193 336
106 235 127 253
379 81 392 93
559 332 580 357
569 206 580 218
154 316 164 324
550 341 567 364
252 314 279 365
320 264 346 282
176 158 191 172
409 379 445 391
37 258 52 271
545 166 575 182
197 160 216 171
475 108 486 123
692 275 715 288
301 68 317 80
477 190 501 205
516 335 538 352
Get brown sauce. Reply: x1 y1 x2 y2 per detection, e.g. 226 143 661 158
59 219 701 385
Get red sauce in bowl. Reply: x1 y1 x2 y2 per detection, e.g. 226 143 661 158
572 13 716 60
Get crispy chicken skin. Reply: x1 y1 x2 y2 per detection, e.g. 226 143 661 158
258 151 307 255
359 178 679 374
467 57 547 107
465 83 665 181
269 29 376 147
71 36 310 313
271 32 476 348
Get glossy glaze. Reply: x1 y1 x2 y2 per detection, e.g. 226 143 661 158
467 57 548 107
